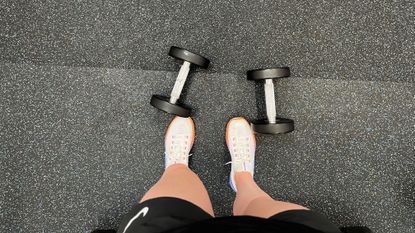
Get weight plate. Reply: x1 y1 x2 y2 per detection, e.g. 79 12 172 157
169 46 210 68
251 118 294 134
247 67 290 80
150 95 191 117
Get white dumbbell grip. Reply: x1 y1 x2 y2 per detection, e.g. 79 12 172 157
170 61 191 104
264 79 277 123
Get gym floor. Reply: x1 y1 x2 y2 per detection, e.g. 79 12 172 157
1 1 414 233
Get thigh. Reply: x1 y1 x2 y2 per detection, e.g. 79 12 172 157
118 197 213 233
242 198 340 233
141 164 214 216
243 197 308 218
270 210 341 233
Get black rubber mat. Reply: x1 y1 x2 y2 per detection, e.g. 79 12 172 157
1 62 414 233
1 0 414 82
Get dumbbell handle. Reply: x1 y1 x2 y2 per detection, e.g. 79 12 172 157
264 79 277 124
170 61 191 104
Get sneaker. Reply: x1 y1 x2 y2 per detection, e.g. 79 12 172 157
164 117 195 168
226 117 256 192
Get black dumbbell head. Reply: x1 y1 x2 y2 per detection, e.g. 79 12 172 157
247 67 290 81
169 46 210 68
150 95 191 117
251 118 294 135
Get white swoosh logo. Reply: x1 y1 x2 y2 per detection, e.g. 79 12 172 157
122 207 149 233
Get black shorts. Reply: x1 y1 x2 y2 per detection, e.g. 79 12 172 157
117 197 341 233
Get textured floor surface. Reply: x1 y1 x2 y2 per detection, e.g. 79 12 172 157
1 62 414 233
1 0 414 82
1 1 415 233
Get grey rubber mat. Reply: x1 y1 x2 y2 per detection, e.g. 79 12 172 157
1 62 414 233
1 0 414 82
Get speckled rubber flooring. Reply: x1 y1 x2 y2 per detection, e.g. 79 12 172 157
1 1 414 233
1 62 414 232
1 0 414 82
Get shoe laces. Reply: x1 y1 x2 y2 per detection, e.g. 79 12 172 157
167 134 190 163
229 135 251 164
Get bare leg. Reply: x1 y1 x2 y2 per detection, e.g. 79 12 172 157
141 164 214 216
233 172 308 217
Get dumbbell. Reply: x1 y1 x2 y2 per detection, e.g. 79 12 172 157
150 46 210 117
247 67 294 135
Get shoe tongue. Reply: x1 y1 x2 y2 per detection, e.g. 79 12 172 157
233 161 246 172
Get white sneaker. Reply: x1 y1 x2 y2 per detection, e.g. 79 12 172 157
164 117 195 168
226 117 256 192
